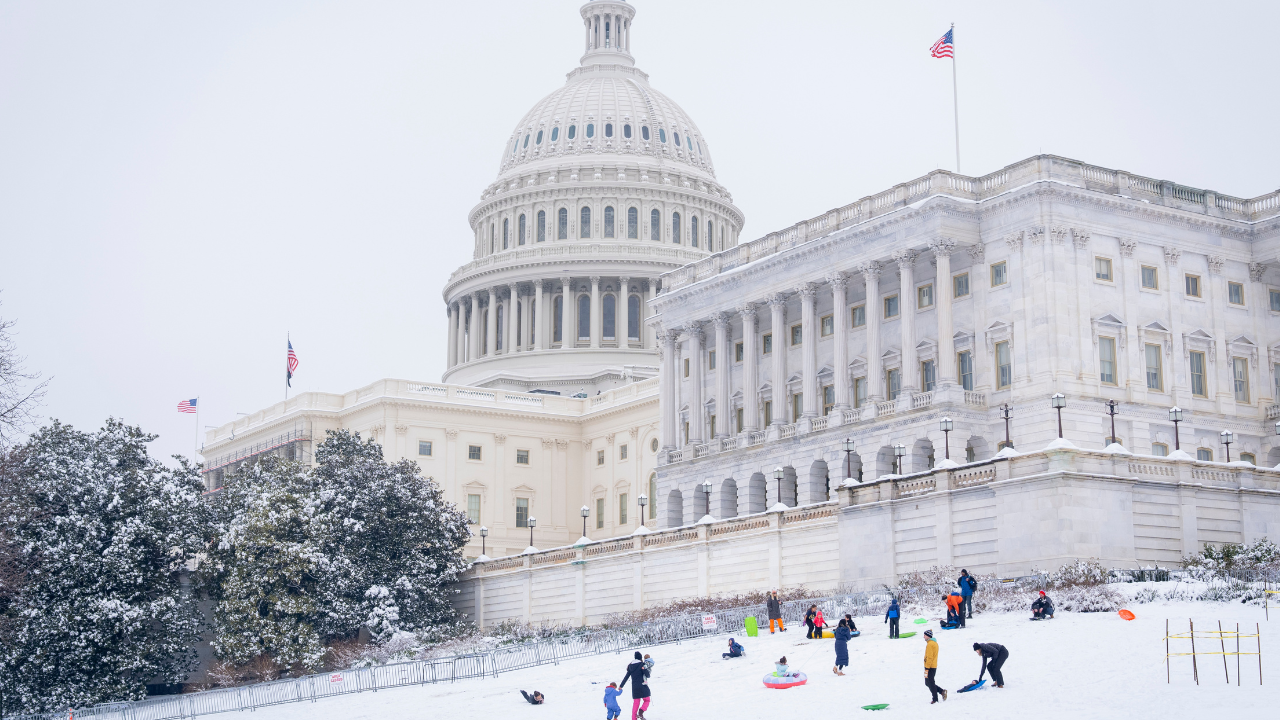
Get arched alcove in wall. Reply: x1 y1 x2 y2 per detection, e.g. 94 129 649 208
666 488 684 528
746 472 767 514
719 478 738 518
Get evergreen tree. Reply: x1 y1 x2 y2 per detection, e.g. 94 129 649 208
0 420 207 714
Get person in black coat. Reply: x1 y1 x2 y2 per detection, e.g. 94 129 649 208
619 651 651 720
520 690 544 704
973 643 1009 687
832 619 852 676
804 605 819 639
1031 591 1054 620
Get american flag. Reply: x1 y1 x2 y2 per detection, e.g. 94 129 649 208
287 339 299 387
931 28 954 59
177 398 198 414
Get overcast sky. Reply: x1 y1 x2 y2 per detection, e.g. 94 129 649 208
2 0 1277 463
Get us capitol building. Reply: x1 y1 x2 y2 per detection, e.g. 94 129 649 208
203 1 1280 600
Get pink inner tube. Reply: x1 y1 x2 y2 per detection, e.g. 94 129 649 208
762 671 808 689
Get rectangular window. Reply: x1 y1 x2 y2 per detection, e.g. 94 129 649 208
1095 257 1113 281
853 377 867 408
1141 266 1159 290
516 449 530 465
1151 443 1168 457
735 341 744 362
1185 274 1201 297
991 261 1007 287
883 294 899 319
1241 453 1256 466
791 323 803 346
597 449 605 466
1190 351 1207 397
1274 362 1280 401
957 351 973 391
1197 448 1213 462
619 444 628 460
736 407 744 433
467 494 480 524
792 393 803 422
468 445 482 461
921 360 936 392
851 304 866 328
995 341 1012 389
708 350 716 370
822 385 835 415
953 273 970 299
762 333 772 354
619 493 628 525
516 497 529 528
1099 337 1117 385
820 314 834 337
418 440 433 456
763 401 772 426
1228 281 1245 305
596 497 604 528
684 358 690 377
1144 344 1163 391
1271 289 1280 312
1233 357 1250 402
709 415 716 438
683 422 689 444
886 369 902 400
917 284 934 309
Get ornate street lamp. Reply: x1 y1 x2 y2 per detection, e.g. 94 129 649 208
939 417 954 460
893 443 906 475
580 505 590 539
1104 399 1120 446
773 467 784 506
527 516 536 549
702 480 714 518
1000 403 1014 449
841 438 857 482
1169 407 1184 451
1051 393 1066 439
1220 430 1234 463
638 494 648 528
479 525 488 557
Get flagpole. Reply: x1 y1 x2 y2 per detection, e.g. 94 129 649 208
950 22 961 174
285 332 289 402
193 396 200 465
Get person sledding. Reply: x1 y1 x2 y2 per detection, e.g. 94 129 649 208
885 598 901 638
520 690 545 705
1031 591 1054 620
942 591 965 628
833 619 852 676
774 656 796 678
722 637 745 659
804 604 819 639
843 613 859 633
922 630 947 704
968 642 1009 689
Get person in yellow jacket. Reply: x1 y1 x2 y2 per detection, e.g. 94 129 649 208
923 629 947 704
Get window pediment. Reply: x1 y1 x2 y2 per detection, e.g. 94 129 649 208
1182 329 1216 361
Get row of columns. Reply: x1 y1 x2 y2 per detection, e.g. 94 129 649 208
586 12 630 53
658 240 961 449
447 277 660 367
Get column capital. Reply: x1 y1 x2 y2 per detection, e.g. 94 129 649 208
533 278 544 290
590 275 601 285
892 249 918 269
1163 246 1181 267
1118 238 1137 258
738 302 758 319
1005 231 1025 252
1249 262 1267 282
827 272 849 290
620 276 631 288
1207 255 1225 274
966 244 986 263
713 311 732 328
766 292 788 308
927 237 956 257
686 323 706 342
857 260 882 279
798 282 819 300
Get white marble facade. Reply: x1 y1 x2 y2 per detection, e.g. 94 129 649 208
650 155 1280 528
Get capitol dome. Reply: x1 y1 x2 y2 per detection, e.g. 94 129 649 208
442 0 744 395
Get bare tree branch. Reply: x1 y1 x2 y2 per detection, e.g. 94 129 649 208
0 300 49 449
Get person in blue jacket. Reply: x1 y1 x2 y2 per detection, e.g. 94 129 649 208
958 569 976 619
603 682 622 720
884 598 901 638
832 619 852 675
722 637 744 659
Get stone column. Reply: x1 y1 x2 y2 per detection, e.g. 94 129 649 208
534 279 545 350
659 329 677 449
646 280 658 349
768 293 788 425
714 312 731 438
894 250 918 392
688 324 705 444
485 288 497 357
860 263 883 403
619 276 630 346
506 284 518 355
468 292 482 362
560 279 571 348
447 302 458 369
590 276 602 349
740 304 759 432
565 277 578 348
456 302 467 366
930 239 957 384
800 283 819 418
830 274 850 410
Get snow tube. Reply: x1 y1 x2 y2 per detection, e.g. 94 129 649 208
849 630 861 637
819 629 834 638
1118 609 1136 621
957 679 986 693
939 622 960 630
913 618 929 624
897 632 916 638
762 671 808 689
861 704 889 711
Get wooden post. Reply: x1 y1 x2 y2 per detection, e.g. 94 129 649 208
1219 620 1229 683
1236 622 1240 686
1190 619 1199 685
1258 622 1263 686
1165 618 1170 683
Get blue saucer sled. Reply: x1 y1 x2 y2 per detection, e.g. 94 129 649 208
957 679 986 693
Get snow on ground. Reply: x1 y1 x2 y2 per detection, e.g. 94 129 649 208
222 599 1276 719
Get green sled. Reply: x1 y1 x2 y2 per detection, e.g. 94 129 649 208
898 631 917 638
914 618 929 624
745 615 759 637
861 704 890 710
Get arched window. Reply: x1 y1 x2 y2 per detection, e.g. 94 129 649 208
518 214 526 245
496 305 504 351
691 215 699 247
558 208 568 239
578 294 591 340
672 212 681 244
642 126 650 141
627 207 638 239
535 130 543 145
603 294 616 339
580 207 591 238
489 223 495 253
511 139 517 156
628 294 641 340
604 206 615 238
551 127 559 142
623 124 632 139
687 135 693 150
697 140 702 154
674 132 681 147
553 295 563 342
567 125 576 140
659 128 667 143
537 210 546 242
708 220 714 249
604 123 613 138
586 123 595 138
522 134 529 148
649 474 657 520
651 209 660 241
503 218 509 249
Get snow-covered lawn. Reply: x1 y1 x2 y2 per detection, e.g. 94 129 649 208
221 598 1276 719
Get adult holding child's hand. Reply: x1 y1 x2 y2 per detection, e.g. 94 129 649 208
618 651 652 720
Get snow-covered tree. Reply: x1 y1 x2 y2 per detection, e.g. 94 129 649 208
0 419 207 714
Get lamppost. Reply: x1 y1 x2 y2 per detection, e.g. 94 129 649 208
527 517 536 549
1051 393 1066 439
479 525 488 557
841 438 857 482
580 505 590 539
1220 430 1234 463
702 480 714 519
1169 407 1184 451
1104 399 1119 445
773 467 785 505
939 417 953 460
1000 403 1014 449
638 494 648 529
893 443 906 475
